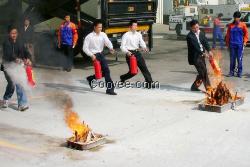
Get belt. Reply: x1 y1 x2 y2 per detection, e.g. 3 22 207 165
129 49 140 52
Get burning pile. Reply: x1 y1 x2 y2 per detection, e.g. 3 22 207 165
198 50 245 112
64 96 103 143
205 49 242 106
206 81 239 106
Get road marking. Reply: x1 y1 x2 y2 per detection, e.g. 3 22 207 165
0 139 41 153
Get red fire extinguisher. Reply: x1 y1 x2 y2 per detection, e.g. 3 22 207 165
209 56 221 76
130 55 138 75
25 65 36 87
93 60 102 79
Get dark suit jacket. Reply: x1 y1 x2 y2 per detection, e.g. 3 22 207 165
20 25 34 44
186 31 211 65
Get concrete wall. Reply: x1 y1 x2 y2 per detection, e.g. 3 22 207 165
34 0 100 32
164 0 173 15
80 0 100 19
204 0 219 4
162 0 173 25
156 0 164 24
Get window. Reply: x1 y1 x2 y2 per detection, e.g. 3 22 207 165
210 9 213 14
200 8 208 14
176 7 184 15
190 8 196 13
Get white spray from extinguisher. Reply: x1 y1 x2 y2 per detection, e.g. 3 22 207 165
4 62 31 91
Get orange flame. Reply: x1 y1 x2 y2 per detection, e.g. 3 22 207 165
206 82 233 106
64 96 90 142
205 49 241 106
209 49 222 77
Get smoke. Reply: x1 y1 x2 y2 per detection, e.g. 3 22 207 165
60 93 81 125
53 92 90 138
4 62 31 91
62 93 74 113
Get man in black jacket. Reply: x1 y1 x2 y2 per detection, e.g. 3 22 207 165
186 20 213 91
20 17 34 64
1 26 31 111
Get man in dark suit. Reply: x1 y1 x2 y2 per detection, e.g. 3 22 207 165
20 17 34 64
186 20 213 91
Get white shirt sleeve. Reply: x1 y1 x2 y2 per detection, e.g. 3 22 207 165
139 33 147 49
120 33 129 53
83 35 94 57
103 33 113 50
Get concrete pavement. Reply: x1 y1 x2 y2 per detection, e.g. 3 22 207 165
0 33 250 167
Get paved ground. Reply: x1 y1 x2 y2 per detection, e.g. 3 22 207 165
1 25 250 167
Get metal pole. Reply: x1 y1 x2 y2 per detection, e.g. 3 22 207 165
76 0 81 27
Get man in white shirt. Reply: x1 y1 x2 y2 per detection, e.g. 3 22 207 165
120 20 154 88
83 19 117 95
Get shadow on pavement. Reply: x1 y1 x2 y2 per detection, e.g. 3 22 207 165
159 84 191 92
42 83 105 95
170 70 197 75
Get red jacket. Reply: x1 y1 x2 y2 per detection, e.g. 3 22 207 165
58 21 78 46
213 18 221 27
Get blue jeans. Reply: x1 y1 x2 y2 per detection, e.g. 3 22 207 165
229 44 244 76
212 27 224 49
3 71 28 107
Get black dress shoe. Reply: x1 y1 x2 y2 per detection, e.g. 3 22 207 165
66 68 71 72
106 90 117 95
120 76 125 83
191 85 200 91
86 76 94 89
191 87 200 91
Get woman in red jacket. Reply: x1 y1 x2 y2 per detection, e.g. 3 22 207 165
226 11 248 78
58 15 78 72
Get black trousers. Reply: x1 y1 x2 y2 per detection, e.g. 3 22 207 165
61 44 74 70
192 56 211 90
88 53 114 92
120 51 153 83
